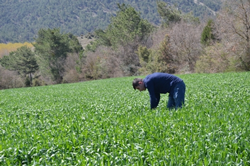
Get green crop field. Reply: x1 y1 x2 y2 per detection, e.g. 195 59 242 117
0 72 250 165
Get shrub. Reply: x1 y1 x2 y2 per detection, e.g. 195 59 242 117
0 65 24 89
195 43 236 73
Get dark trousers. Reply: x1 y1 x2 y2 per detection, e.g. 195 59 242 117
167 81 186 110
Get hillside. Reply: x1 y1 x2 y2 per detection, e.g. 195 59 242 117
0 0 222 43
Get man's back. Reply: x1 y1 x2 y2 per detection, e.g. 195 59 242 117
143 72 183 95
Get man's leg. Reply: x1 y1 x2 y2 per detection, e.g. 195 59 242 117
173 81 186 110
167 95 175 110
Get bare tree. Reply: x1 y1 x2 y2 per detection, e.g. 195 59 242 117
83 46 123 80
169 21 203 72
0 65 24 89
100 47 124 78
63 53 85 83
149 28 169 49
216 0 250 71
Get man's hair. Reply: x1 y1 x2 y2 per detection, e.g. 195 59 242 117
132 78 143 90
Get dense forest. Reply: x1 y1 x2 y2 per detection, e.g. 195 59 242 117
0 0 222 43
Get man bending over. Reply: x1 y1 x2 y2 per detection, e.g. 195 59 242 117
132 72 186 110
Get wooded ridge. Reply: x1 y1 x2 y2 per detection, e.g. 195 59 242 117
0 0 221 43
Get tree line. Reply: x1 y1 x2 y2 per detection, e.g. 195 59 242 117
0 0 221 43
0 0 249 89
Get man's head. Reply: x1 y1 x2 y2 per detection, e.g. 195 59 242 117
132 78 146 91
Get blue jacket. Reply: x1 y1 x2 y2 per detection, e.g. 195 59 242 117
143 72 183 109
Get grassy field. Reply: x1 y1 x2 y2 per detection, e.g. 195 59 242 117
0 72 249 165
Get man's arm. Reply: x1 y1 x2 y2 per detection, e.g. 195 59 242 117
147 82 160 109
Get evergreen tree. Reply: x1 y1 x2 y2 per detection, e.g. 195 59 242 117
94 3 154 49
201 19 216 45
33 28 82 83
156 1 199 27
90 3 154 75
0 46 39 86
157 1 181 27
